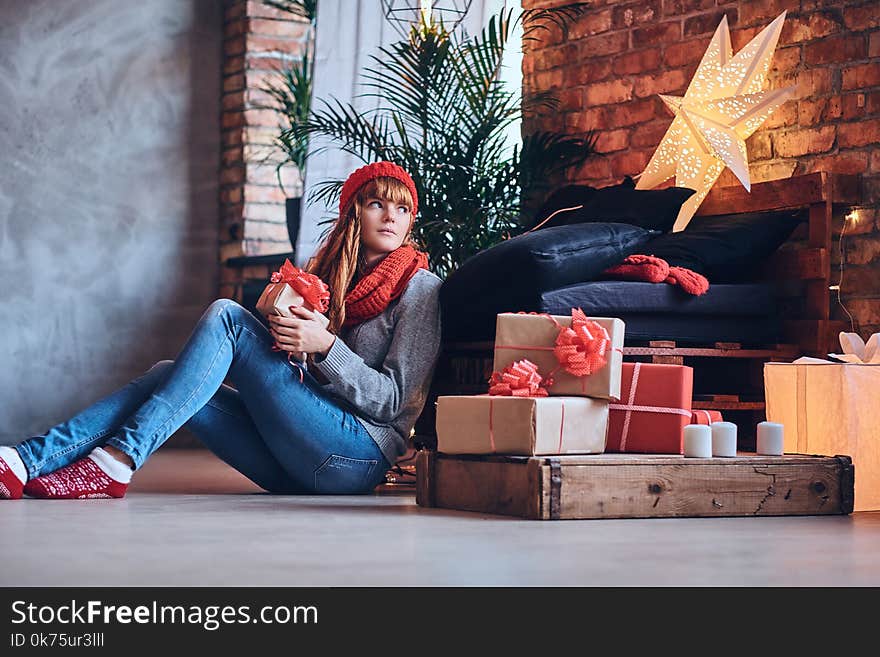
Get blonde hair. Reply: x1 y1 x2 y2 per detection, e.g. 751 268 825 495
307 177 416 334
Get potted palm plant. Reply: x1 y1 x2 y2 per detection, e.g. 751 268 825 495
290 3 595 278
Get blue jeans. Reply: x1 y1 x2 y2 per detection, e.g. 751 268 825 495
15 299 390 494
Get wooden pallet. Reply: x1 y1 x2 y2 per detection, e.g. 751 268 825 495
416 451 854 520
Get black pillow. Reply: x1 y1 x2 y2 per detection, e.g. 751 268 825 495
530 177 696 233
642 210 804 283
440 222 653 341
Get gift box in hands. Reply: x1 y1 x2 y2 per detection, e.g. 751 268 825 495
256 258 330 319
256 259 331 362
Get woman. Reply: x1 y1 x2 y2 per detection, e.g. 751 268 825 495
0 161 442 499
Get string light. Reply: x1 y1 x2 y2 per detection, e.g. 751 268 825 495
833 209 859 333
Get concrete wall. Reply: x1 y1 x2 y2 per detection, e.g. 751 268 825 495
0 0 222 445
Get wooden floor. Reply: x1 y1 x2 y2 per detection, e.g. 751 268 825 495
1 448 879 586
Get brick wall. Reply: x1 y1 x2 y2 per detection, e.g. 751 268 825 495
220 0 311 298
523 0 880 335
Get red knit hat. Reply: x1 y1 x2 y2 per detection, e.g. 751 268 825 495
339 161 419 218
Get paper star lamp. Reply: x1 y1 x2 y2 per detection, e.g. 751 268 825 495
636 11 796 231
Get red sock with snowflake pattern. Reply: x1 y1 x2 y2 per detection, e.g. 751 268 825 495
23 447 133 499
0 447 27 500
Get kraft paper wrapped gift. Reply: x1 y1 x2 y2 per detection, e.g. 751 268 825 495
435 395 609 456
255 258 330 319
606 362 694 454
765 361 880 511
492 311 625 400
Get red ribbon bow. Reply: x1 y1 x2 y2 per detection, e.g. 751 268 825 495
488 359 549 397
552 308 611 378
270 259 331 314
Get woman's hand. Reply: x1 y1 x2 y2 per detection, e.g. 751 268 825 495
268 306 336 357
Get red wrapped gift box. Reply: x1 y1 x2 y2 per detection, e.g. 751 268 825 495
607 362 693 454
691 409 723 425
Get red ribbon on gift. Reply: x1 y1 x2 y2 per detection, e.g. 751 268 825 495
270 258 331 313
550 308 611 379
488 359 549 397
494 309 616 391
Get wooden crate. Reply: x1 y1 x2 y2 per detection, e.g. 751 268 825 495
416 451 854 520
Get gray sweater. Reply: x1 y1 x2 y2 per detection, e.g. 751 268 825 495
312 268 443 465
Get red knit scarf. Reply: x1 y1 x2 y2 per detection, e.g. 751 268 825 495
343 245 430 327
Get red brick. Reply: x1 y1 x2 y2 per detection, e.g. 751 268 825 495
568 8 613 40
571 157 613 181
763 102 798 129
769 46 801 77
806 151 870 175
246 0 289 20
556 87 585 112
872 149 880 173
222 127 244 147
730 26 761 52
773 126 836 156
575 31 630 58
780 68 833 100
244 108 283 128
782 13 843 44
749 160 798 183
663 37 711 67
632 22 681 48
585 79 634 106
871 31 880 58
609 149 652 178
244 184 286 204
246 53 298 73
662 0 714 17
630 120 670 148
224 1 245 22
843 63 880 90
603 98 663 128
220 166 245 186
562 58 613 87
843 5 880 31
804 34 867 65
224 17 246 38
247 35 303 56
221 111 245 130
865 174 880 204
611 1 661 30
839 118 880 147
798 97 843 126
222 90 246 112
244 126 279 146
612 49 661 75
565 107 605 132
220 187 243 205
842 92 880 120
533 68 564 91
223 73 246 93
223 54 245 76
847 300 880 329
249 17 310 38
634 69 687 98
746 132 773 160
594 129 630 153
684 10 738 38
221 146 244 168
739 0 800 27
225 35 246 57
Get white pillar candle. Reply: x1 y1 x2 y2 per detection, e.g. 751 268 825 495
711 421 737 457
757 421 784 455
683 424 712 458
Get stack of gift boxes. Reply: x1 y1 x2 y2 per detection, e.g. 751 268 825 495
436 309 724 456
